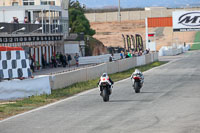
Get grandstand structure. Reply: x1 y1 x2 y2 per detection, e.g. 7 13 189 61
0 0 85 67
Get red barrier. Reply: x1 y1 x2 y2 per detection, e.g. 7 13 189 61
148 17 172 28
0 46 24 51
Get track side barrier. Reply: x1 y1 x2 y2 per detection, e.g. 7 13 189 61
51 52 158 90
0 76 51 100
86 63 107 81
136 55 146 66
52 68 87 90
159 45 190 56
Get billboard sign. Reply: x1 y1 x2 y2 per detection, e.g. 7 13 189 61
173 11 200 32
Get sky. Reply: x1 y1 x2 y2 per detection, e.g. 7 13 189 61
76 0 200 8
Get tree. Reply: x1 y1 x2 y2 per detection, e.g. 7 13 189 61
69 0 96 36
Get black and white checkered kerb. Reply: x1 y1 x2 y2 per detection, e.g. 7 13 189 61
0 51 32 79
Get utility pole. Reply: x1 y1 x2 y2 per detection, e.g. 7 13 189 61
118 0 121 22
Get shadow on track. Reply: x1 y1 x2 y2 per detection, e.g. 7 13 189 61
109 99 154 103
140 91 164 94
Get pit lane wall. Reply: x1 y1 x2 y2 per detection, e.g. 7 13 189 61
52 52 158 90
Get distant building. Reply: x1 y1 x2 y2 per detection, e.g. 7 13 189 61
145 7 167 11
0 0 85 67
0 0 61 6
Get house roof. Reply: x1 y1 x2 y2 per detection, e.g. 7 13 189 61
0 5 63 11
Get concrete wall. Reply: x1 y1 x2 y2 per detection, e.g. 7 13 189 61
51 52 158 90
53 68 87 89
107 61 119 74
0 0 62 6
159 45 190 56
153 52 159 61
0 52 158 100
86 63 107 80
0 76 51 100
79 53 121 65
145 54 152 64
136 55 146 66
85 8 200 22
118 57 137 72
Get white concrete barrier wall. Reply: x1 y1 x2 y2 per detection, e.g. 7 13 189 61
128 57 137 70
0 76 51 100
79 53 121 65
151 53 154 62
118 57 135 72
145 54 152 64
86 63 107 80
136 55 146 66
0 53 159 99
52 68 87 90
107 61 119 74
52 53 158 90
85 8 200 22
159 45 190 56
153 52 159 61
79 54 110 64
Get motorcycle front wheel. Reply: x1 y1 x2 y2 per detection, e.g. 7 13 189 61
102 89 109 102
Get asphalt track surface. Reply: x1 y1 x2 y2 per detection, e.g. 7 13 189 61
1 51 200 133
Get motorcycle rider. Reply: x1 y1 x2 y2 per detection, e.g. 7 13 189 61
131 69 144 80
98 73 114 96
131 69 144 87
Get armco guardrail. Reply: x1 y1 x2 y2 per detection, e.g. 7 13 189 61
51 52 158 90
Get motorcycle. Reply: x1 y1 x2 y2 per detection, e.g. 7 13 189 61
98 74 112 102
131 69 144 93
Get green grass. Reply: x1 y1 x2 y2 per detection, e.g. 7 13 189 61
0 61 167 120
191 31 200 50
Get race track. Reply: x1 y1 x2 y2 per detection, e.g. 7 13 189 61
1 51 200 133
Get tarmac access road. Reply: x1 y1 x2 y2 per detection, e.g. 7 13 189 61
1 51 200 133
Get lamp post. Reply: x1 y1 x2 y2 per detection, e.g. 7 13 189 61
52 27 58 33
0 26 5 30
118 0 121 22
11 27 26 34
30 27 43 34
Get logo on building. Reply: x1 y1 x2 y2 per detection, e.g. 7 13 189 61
178 12 200 27
173 11 200 32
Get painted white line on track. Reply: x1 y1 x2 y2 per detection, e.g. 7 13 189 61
0 57 182 123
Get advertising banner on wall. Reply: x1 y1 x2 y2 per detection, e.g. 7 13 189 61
173 11 200 32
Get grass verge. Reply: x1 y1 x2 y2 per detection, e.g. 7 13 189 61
191 31 200 50
0 61 168 120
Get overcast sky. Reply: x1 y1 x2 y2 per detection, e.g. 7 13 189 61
76 0 200 8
